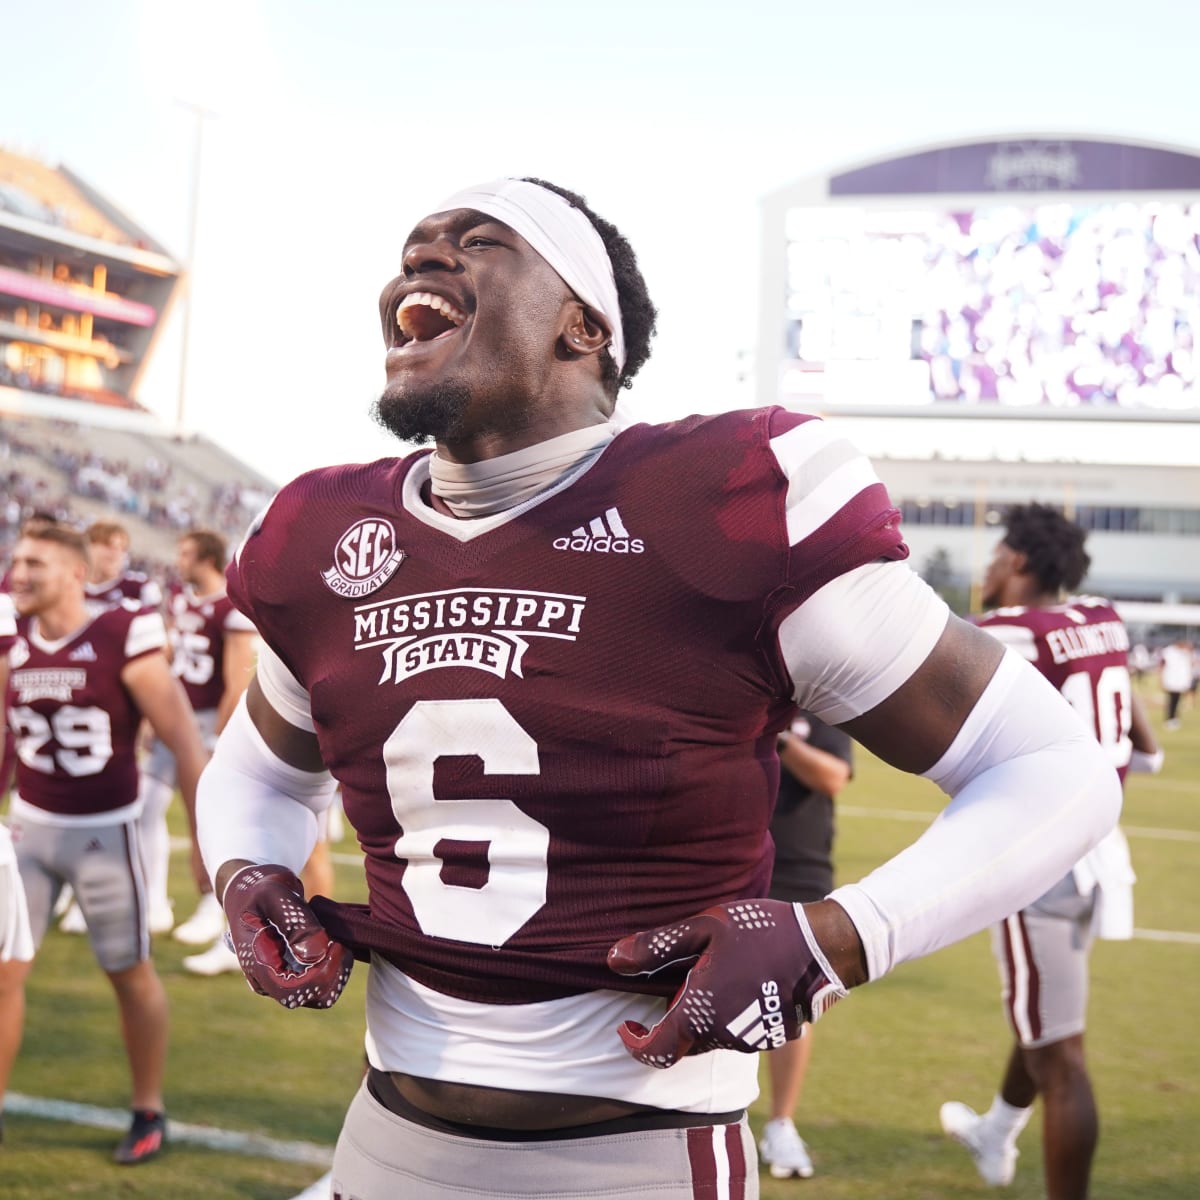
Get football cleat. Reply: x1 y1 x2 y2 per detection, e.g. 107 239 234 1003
113 1109 166 1165
183 937 241 976
148 901 175 935
288 1169 334 1199
759 1117 814 1179
58 902 88 934
173 892 225 945
939 1100 1018 1187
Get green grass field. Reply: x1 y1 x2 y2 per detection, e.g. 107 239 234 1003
3 684 1197 1198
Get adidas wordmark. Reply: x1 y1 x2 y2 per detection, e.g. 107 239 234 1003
553 507 644 554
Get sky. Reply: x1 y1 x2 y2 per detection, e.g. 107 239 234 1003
3 0 1200 484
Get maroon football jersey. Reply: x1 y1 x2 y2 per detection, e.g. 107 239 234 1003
85 570 163 612
977 596 1133 779
228 408 908 1004
6 605 167 815
166 587 256 712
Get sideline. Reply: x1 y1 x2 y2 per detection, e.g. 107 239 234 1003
838 805 1200 843
4 1093 333 1166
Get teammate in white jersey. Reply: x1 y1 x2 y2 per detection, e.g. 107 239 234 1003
195 178 1121 1199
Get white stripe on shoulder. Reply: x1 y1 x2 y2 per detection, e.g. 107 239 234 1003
125 612 168 658
225 607 258 633
979 622 1039 661
0 592 15 638
770 421 882 546
786 456 881 546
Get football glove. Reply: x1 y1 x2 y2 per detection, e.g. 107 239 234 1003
221 864 353 1010
607 899 847 1068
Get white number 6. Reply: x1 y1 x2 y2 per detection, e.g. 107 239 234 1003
383 699 549 946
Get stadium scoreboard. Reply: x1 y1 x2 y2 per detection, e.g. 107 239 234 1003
758 136 1200 420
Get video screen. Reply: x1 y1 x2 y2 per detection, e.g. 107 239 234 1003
780 200 1200 414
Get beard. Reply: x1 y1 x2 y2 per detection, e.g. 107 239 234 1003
371 379 473 445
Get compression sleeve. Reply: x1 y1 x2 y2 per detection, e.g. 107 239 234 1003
196 694 336 887
828 649 1122 980
777 561 949 723
256 641 316 732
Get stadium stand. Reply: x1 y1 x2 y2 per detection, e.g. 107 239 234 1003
0 146 180 413
0 148 272 578
0 411 275 573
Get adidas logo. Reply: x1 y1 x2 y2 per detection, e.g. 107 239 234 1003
725 981 790 1051
552 507 644 554
69 642 98 662
83 838 104 853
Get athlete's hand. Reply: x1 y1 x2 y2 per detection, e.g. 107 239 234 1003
221 864 353 1010
607 899 847 1068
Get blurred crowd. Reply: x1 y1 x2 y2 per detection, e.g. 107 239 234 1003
0 418 272 577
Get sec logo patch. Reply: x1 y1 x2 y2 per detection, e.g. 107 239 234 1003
321 518 406 598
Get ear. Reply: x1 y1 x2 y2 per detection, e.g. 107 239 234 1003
561 302 611 360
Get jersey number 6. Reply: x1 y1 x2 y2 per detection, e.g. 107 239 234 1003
382 698 550 947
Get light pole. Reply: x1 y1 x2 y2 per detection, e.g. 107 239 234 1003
174 100 218 435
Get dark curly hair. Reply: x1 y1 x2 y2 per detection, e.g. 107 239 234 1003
521 178 657 399
1002 502 1091 595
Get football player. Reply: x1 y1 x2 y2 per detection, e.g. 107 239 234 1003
196 179 1121 1199
939 503 1160 1200
56 521 168 935
0 589 34 1146
2 521 207 1163
83 521 164 613
758 711 853 1180
143 529 257 962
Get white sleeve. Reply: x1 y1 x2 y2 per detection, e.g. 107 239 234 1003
256 641 317 732
828 649 1122 979
196 694 337 885
777 561 950 723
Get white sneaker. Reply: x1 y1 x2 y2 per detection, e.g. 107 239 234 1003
58 902 88 934
52 885 75 918
939 1101 1018 1186
149 902 176 935
758 1117 814 1179
183 937 241 976
288 1169 333 1200
173 893 225 945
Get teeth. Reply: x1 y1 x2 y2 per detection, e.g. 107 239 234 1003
396 291 467 337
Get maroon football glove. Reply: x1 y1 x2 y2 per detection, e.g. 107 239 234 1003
221 864 353 1010
607 899 847 1069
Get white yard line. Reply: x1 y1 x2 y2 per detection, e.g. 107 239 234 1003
838 805 1200 842
4 1093 333 1166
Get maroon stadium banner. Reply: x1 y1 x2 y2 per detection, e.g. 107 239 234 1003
0 266 156 326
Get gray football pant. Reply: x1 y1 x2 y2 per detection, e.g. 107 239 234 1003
330 1077 759 1199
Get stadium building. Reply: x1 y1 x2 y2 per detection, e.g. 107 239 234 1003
0 147 273 569
757 134 1200 629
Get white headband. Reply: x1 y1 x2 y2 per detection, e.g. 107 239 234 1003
435 178 626 375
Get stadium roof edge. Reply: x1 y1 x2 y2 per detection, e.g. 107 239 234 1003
59 164 176 261
761 131 1200 205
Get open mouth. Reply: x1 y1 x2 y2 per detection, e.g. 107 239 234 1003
395 291 468 348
